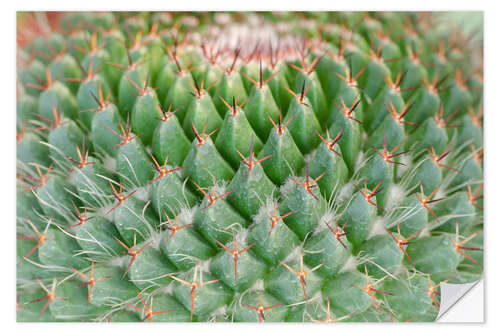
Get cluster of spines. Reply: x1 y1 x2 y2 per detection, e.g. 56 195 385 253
16 11 483 322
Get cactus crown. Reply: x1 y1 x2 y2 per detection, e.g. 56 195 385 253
16 11 482 323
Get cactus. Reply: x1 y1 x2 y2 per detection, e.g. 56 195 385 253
17 11 483 322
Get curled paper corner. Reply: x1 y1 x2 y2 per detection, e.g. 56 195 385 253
436 278 484 322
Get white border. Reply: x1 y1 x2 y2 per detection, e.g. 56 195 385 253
438 279 484 322
4 1 498 332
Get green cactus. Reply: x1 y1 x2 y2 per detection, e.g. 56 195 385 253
17 11 483 322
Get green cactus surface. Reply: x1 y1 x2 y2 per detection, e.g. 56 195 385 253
16 11 483 323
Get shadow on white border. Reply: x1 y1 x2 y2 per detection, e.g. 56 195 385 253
437 278 484 323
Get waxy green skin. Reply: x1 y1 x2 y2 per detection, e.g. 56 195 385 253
403 157 442 196
213 72 248 117
232 291 288 322
292 71 328 124
358 235 403 278
367 115 406 154
38 81 78 121
210 239 267 292
216 109 263 169
47 120 85 162
117 66 148 118
382 276 433 322
149 170 197 219
164 74 195 122
285 96 321 154
49 279 105 319
441 81 472 118
265 257 324 304
183 93 222 141
364 85 404 134
258 128 304 185
171 269 232 319
17 190 45 231
125 294 192 322
267 63 293 111
17 236 55 281
101 32 127 92
16 12 482 323
152 114 191 167
131 89 162 146
246 206 300 265
112 195 159 246
66 31 90 62
314 52 346 107
74 216 125 257
17 92 39 126
360 58 391 101
448 154 483 190
374 37 402 72
28 34 65 65
323 271 373 316
390 195 428 239
155 62 178 103
243 84 281 142
280 180 327 240
127 246 176 290
399 58 427 101
227 163 276 220
87 266 137 307
240 61 260 94
36 175 81 222
82 49 112 81
17 132 52 168
144 36 167 84
161 220 216 271
404 87 441 133
39 229 88 270
193 189 247 248
75 75 112 129
303 225 352 277
458 227 483 279
309 142 349 200
327 100 363 174
406 118 448 157
17 287 58 322
182 138 234 189
406 235 461 279
90 103 123 157
49 54 81 94
432 191 475 233
356 153 391 198
72 157 116 208
19 59 46 96
115 139 154 188
340 192 377 248
455 113 483 149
